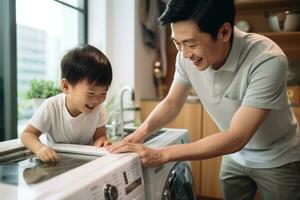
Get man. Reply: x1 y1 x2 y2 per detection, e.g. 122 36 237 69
107 0 300 199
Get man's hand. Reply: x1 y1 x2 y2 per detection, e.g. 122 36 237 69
36 146 60 162
94 135 111 147
106 141 167 167
106 128 146 152
122 128 147 143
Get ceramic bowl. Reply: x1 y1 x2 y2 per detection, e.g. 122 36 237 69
268 11 300 32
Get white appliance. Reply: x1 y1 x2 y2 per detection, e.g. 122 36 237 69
143 128 196 200
0 140 145 200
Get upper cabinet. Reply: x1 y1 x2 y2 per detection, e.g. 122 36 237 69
235 0 300 63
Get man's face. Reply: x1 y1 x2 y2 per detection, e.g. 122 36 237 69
171 20 230 71
62 79 108 116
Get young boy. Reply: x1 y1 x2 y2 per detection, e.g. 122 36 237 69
21 44 113 162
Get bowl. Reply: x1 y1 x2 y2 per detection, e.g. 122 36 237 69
267 11 300 32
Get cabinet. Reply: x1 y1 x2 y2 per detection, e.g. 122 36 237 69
201 110 222 199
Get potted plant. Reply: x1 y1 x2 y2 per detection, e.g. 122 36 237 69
26 79 61 110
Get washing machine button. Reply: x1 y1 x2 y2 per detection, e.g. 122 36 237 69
104 184 118 200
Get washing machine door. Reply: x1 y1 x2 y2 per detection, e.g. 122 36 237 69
161 162 196 200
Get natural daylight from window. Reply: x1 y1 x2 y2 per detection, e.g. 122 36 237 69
16 0 86 136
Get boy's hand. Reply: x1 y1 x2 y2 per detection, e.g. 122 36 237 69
36 146 60 162
94 136 111 147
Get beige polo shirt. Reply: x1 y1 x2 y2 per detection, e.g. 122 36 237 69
174 27 300 168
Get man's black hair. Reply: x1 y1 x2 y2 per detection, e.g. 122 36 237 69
158 0 235 40
61 44 112 87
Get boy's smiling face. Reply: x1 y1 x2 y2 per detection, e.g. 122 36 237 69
61 79 108 117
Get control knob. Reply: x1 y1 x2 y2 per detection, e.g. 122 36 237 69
104 184 118 200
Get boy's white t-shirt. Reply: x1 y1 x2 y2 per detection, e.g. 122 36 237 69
29 93 108 145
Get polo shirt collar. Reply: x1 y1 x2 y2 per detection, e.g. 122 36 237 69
209 27 243 73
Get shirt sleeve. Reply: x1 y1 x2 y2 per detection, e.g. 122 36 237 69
97 104 108 128
242 55 288 110
173 52 191 86
29 99 52 133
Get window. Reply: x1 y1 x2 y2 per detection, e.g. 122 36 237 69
16 0 87 136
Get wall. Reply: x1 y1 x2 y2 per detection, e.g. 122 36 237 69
88 0 157 104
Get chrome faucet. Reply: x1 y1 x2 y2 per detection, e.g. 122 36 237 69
119 85 135 137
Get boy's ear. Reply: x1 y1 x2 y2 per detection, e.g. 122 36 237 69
60 79 69 94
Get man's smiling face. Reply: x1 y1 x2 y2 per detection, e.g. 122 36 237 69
171 20 231 71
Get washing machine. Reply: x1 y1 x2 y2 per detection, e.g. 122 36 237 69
0 140 145 200
143 128 196 200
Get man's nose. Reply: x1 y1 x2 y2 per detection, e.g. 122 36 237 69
182 46 192 59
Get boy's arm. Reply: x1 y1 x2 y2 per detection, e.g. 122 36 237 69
21 124 60 162
94 126 110 147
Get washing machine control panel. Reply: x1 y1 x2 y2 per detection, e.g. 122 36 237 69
104 184 118 200
61 154 145 200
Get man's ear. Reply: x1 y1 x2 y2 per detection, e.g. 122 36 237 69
218 22 232 42
61 79 69 94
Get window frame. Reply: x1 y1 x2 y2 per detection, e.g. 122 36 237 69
0 0 87 141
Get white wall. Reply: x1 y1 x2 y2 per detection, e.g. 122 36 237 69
88 0 107 52
134 0 157 103
88 0 157 104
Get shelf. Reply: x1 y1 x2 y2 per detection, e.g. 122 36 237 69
235 0 300 12
260 31 300 39
236 0 300 10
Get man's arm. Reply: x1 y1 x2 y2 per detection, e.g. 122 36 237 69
163 106 270 162
125 81 190 142
108 105 270 167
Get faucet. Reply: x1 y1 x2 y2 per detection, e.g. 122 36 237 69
119 85 135 137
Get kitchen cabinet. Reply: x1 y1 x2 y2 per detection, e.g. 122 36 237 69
140 100 203 197
200 110 222 199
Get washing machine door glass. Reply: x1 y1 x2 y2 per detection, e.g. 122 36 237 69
161 162 196 200
0 152 97 186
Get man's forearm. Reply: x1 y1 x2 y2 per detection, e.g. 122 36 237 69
162 131 244 162
140 98 183 135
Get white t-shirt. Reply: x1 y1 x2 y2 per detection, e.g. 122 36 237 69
29 93 108 145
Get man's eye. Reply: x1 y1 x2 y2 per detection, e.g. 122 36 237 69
188 44 197 48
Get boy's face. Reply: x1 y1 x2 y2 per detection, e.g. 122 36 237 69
170 20 232 71
61 79 108 116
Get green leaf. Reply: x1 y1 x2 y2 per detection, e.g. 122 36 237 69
26 79 61 99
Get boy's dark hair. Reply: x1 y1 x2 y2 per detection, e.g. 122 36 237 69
158 0 235 40
61 44 112 87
